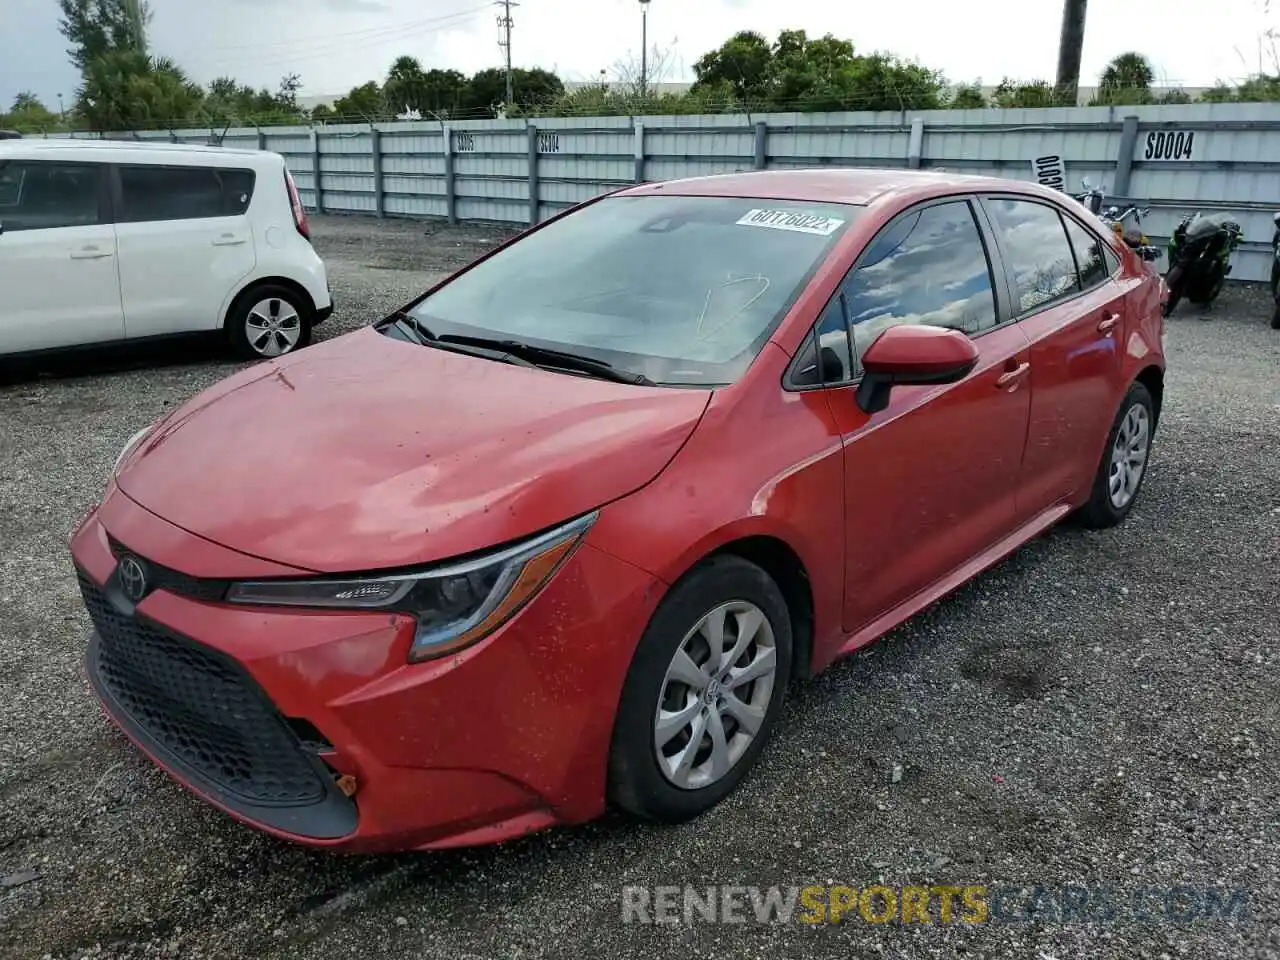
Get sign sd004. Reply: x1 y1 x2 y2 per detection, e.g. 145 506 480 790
1143 129 1196 161
1031 155 1067 192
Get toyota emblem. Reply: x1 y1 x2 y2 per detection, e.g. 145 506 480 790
117 556 149 602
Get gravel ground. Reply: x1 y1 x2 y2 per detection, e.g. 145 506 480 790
1 215 1278 960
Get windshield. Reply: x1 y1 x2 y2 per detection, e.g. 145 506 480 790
408 194 860 386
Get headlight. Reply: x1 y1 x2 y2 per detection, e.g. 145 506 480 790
226 512 597 661
113 426 154 474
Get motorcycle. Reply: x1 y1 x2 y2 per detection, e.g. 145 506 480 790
1270 212 1280 330
1076 178 1106 215
1075 181 1159 260
1163 212 1243 317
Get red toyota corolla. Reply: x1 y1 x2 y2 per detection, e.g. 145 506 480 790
70 169 1165 853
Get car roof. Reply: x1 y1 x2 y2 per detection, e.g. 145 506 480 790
0 138 270 162
616 167 1057 209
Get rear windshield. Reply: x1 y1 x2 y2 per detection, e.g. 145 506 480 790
409 194 860 386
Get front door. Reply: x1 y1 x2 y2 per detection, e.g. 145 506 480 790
818 198 1033 633
0 159 123 354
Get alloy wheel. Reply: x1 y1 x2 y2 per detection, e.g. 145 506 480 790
245 298 303 358
653 601 778 790
1108 402 1150 509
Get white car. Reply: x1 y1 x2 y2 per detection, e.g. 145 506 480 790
0 139 332 361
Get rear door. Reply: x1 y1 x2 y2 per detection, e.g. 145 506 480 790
112 163 257 339
807 197 1033 633
978 196 1130 520
0 158 123 354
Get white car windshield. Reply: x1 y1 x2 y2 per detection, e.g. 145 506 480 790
409 194 861 386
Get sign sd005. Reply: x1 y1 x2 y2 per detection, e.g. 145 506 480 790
1031 155 1067 192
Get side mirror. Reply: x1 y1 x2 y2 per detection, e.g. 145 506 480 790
855 324 980 415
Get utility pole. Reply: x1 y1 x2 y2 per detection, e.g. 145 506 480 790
639 0 650 97
1054 0 1088 106
495 0 518 109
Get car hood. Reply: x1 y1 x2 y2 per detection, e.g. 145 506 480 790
116 328 711 573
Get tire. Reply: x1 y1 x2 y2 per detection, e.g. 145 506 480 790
1076 382 1155 530
1162 265 1184 317
1270 302 1280 330
607 555 793 823
227 284 313 361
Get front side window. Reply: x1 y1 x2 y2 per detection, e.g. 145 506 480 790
408 195 860 386
841 200 998 375
791 295 854 387
118 165 256 223
0 160 101 232
985 198 1081 314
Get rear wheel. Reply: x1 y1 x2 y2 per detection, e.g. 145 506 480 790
608 555 792 823
227 284 313 360
1076 382 1155 529
1271 303 1280 330
1162 265 1184 317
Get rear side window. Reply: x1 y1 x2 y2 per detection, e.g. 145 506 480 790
985 199 1080 314
117 165 257 223
841 200 998 375
0 160 102 232
1061 215 1111 290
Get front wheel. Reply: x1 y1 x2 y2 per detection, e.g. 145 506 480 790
227 284 313 360
1076 382 1155 529
607 555 793 823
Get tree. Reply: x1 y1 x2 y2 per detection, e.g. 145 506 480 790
58 0 152 70
692 30 773 102
418 69 469 116
383 56 429 115
692 28 945 113
331 81 385 120
1094 52 1155 105
991 78 1061 108
464 67 563 117
311 103 335 122
948 84 988 109
0 92 62 133
76 50 203 132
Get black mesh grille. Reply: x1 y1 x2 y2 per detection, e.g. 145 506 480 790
79 570 327 807
106 536 228 602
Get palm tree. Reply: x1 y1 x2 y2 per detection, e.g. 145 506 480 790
1096 52 1155 105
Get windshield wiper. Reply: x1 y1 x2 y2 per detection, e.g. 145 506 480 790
383 310 435 343
436 334 656 386
381 312 538 369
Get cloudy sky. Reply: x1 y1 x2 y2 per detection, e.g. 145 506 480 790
5 0 1280 107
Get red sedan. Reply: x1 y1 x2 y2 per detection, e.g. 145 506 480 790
70 169 1165 852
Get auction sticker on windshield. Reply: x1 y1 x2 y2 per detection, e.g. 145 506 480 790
736 209 845 236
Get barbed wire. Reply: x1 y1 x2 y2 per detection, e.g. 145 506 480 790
17 79 1279 138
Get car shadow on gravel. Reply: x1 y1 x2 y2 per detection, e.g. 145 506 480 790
0 335 238 387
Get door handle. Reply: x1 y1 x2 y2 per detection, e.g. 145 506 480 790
1097 312 1121 333
212 236 247 246
70 247 113 260
995 362 1030 389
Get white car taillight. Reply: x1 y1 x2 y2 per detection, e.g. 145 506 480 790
284 167 310 240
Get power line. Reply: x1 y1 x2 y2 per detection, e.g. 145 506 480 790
194 6 490 57
197 11 487 73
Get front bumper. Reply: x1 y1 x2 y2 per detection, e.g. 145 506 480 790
70 484 661 852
